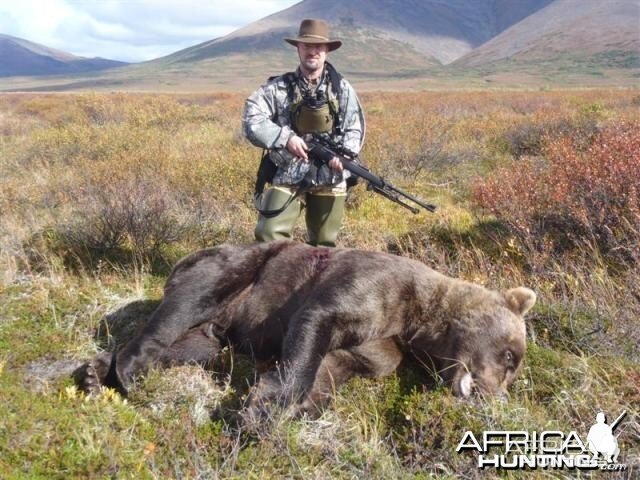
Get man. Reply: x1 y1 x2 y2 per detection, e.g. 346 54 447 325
243 18 365 247
587 412 620 463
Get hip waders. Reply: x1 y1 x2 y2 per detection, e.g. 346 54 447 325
255 186 346 247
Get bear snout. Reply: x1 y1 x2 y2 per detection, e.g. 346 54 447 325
469 370 512 401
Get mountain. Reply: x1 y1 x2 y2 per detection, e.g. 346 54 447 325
136 0 637 87
0 0 638 91
0 34 128 77
455 0 640 70
155 0 555 78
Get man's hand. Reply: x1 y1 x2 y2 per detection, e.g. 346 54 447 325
328 156 343 172
286 135 309 161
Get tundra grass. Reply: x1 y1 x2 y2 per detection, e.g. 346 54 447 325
1 91 639 478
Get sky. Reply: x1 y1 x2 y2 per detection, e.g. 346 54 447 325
0 0 300 63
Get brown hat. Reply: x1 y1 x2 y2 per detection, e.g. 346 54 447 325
284 19 342 51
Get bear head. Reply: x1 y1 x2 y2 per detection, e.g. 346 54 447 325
411 285 536 399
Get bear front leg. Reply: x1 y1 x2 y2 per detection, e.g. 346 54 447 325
278 308 335 406
243 369 285 422
293 337 404 416
244 338 403 419
243 312 330 422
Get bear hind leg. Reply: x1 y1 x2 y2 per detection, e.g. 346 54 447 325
73 351 112 395
76 323 222 395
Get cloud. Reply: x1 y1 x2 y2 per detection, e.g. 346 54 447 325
0 0 300 62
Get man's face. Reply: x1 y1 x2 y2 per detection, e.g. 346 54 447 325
297 42 328 74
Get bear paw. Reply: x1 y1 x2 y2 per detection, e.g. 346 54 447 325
73 351 112 395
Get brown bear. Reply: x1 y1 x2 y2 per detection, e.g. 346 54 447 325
77 240 536 415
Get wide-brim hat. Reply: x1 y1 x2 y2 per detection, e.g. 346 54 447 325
284 19 342 52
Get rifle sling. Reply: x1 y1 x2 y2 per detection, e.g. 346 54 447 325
253 188 304 218
254 165 321 218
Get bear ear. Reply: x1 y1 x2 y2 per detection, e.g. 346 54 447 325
504 287 536 316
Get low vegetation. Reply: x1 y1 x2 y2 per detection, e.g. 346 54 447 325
474 119 639 265
1 90 638 478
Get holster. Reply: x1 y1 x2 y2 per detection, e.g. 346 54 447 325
254 150 277 198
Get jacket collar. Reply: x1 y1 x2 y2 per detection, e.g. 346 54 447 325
295 64 328 92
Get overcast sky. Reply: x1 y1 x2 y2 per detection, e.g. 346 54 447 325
0 0 300 62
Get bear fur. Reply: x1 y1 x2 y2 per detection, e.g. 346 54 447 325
77 241 536 415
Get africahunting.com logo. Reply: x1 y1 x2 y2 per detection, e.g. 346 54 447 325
456 411 629 471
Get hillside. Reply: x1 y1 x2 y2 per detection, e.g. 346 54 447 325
455 0 640 71
0 34 127 77
155 0 554 75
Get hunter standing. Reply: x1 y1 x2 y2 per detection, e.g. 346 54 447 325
243 19 365 247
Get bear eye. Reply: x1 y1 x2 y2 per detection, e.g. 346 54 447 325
505 350 515 369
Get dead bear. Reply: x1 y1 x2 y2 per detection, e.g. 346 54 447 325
77 240 536 415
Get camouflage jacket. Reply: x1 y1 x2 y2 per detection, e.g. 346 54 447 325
242 65 365 187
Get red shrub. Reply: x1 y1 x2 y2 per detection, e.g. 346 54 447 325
473 121 640 264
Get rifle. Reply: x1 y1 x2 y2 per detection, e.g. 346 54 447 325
610 410 627 433
306 134 437 214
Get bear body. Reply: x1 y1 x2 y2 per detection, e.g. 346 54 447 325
80 241 536 413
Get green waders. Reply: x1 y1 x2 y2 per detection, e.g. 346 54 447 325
255 186 346 247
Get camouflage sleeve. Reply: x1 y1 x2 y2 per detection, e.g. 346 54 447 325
242 80 295 150
339 80 365 155
269 148 298 168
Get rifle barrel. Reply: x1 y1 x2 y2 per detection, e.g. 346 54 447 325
610 410 627 431
370 185 420 214
308 138 437 213
388 184 437 212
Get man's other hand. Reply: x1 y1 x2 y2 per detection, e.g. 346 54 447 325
286 135 309 161
328 156 343 172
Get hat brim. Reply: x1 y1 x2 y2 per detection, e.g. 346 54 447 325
285 37 342 52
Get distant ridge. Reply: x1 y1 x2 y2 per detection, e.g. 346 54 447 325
0 34 128 77
0 0 638 91
455 0 640 69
